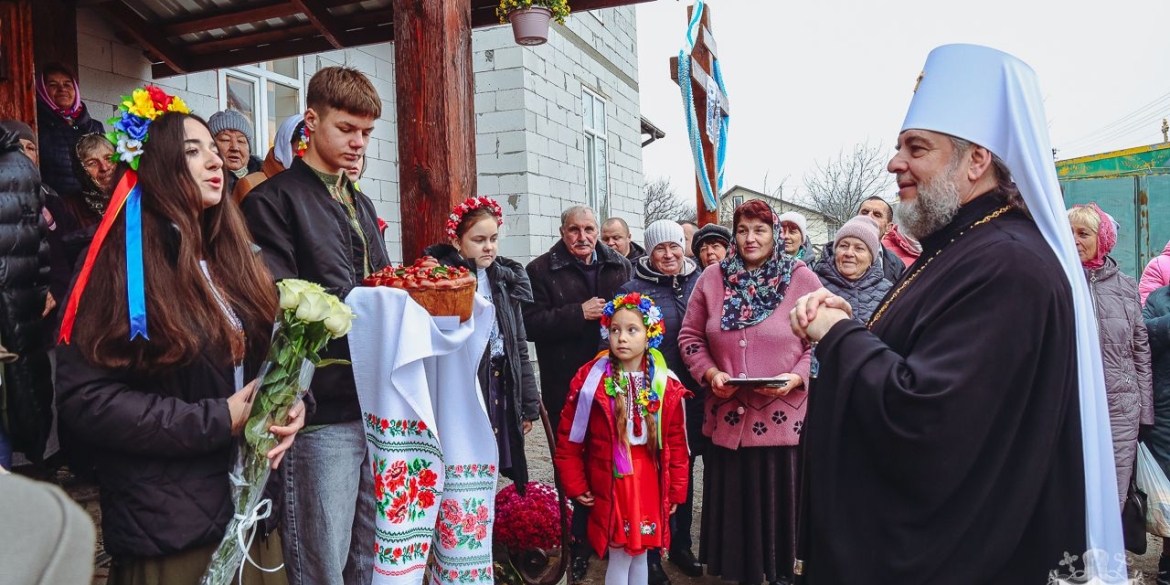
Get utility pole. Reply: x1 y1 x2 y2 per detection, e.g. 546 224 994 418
1162 118 1168 143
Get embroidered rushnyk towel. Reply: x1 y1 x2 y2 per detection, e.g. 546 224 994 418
347 287 497 585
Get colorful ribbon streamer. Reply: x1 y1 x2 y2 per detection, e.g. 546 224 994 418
59 170 148 343
678 0 729 212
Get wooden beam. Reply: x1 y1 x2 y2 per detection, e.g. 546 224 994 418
162 2 301 37
169 35 333 76
393 0 476 263
0 0 37 128
32 0 78 74
95 1 189 74
288 0 345 49
186 24 319 55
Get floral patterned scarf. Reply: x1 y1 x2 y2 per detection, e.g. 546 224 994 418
718 203 796 330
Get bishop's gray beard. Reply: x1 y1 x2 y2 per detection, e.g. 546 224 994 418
895 166 963 241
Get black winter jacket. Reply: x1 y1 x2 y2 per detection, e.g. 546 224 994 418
425 244 541 484
617 256 707 454
0 130 52 459
242 157 390 425
36 100 104 197
54 341 247 557
523 241 630 430
813 259 892 324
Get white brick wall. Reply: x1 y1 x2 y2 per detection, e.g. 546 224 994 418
72 6 644 267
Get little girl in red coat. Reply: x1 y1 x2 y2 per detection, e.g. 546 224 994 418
554 292 690 585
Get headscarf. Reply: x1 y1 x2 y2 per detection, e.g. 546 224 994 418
718 201 796 330
35 70 82 123
71 134 113 222
1072 203 1117 270
273 114 304 168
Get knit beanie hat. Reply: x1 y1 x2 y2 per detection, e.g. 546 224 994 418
644 219 685 252
777 211 808 236
834 215 882 258
691 223 731 257
207 110 254 148
0 120 35 143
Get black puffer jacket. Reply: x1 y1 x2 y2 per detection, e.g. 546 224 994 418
523 241 630 430
425 244 540 484
813 259 892 324
617 256 707 454
54 341 248 557
0 129 52 459
242 157 390 425
36 100 104 197
1142 285 1170 477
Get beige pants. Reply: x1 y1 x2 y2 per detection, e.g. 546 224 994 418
109 531 290 585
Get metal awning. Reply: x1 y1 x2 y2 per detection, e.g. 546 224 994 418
87 0 651 78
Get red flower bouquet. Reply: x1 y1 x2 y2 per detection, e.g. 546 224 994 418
493 482 571 585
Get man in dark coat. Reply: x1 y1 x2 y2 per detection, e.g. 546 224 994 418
600 216 645 262
0 127 51 464
524 205 630 583
791 44 1117 584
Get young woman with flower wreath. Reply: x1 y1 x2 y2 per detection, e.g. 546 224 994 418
553 293 690 585
423 196 541 489
54 86 299 584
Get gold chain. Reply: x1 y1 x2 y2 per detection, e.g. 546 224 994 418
867 205 1012 328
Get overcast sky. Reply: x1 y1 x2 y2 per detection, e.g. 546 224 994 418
634 0 1170 208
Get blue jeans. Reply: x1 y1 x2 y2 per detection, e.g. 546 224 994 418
280 420 375 585
0 423 11 469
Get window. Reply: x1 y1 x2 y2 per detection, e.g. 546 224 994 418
582 89 609 217
732 195 743 207
218 57 304 153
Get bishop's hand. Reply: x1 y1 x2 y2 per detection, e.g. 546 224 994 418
791 288 853 342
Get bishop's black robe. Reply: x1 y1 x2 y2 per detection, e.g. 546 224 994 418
802 191 1087 585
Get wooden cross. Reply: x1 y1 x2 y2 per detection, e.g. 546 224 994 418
670 4 730 227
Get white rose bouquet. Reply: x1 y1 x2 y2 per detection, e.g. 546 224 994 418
202 279 355 585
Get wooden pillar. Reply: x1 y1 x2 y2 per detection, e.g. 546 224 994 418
392 0 477 263
32 0 77 75
0 0 36 125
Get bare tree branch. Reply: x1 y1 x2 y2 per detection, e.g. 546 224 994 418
802 140 894 224
643 177 696 227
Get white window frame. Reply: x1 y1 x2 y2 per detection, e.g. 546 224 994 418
217 58 305 153
582 88 610 218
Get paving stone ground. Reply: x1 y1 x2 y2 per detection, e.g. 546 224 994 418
28 419 1162 584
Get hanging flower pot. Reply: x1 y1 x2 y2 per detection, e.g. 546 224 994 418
496 1 570 47
508 7 552 46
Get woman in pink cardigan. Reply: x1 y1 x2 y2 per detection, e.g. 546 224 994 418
678 200 822 585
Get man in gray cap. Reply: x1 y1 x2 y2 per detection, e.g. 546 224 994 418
208 110 262 196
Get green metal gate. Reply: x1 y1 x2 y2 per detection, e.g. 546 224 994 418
1057 143 1170 278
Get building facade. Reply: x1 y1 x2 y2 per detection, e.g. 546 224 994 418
76 5 646 265
720 185 840 247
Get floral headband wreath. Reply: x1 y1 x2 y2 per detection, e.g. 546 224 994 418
59 85 190 344
599 292 665 349
445 196 503 240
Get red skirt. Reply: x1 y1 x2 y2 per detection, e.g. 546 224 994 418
609 444 663 555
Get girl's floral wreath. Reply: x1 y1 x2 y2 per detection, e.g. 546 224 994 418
61 84 189 344
296 123 310 157
445 196 503 240
105 85 189 170
599 292 664 349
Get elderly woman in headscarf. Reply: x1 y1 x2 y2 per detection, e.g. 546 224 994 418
234 114 305 202
678 199 822 585
813 215 892 323
35 63 104 197
1068 203 1152 508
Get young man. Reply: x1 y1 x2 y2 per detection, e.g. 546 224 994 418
242 66 388 585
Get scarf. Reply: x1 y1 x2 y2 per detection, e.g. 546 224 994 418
35 73 82 123
718 203 796 330
273 114 304 168
1076 202 1116 270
